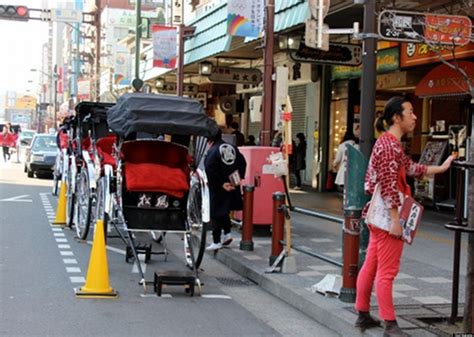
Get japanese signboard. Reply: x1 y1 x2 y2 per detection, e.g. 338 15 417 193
379 10 472 46
172 0 183 25
400 42 474 67
227 0 264 37
158 82 198 95
152 25 177 68
291 43 362 66
208 67 262 84
332 47 399 80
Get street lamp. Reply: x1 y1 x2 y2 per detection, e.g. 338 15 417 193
30 68 59 130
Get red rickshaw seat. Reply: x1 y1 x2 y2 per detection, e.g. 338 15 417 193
121 140 191 198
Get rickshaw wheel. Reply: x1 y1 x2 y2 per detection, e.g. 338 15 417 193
94 176 109 241
75 170 92 240
186 179 208 269
65 168 75 228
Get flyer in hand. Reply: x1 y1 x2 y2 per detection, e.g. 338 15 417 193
228 170 241 187
399 196 424 245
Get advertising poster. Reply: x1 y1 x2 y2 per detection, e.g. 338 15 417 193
152 25 178 68
227 0 264 37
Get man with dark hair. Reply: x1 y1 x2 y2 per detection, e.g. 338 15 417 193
354 96 455 336
230 121 245 147
204 129 247 250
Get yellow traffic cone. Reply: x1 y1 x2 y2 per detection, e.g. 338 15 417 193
75 219 118 298
52 182 67 226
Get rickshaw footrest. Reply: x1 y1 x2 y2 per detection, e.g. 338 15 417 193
125 244 153 263
154 271 196 297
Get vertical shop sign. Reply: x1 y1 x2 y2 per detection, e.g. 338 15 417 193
152 25 178 68
227 0 264 37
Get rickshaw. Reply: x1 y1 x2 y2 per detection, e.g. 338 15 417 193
101 93 218 290
65 102 115 240
52 116 74 196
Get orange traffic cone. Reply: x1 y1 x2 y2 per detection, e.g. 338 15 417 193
52 182 67 225
75 219 118 298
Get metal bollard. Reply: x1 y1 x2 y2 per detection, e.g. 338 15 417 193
340 210 361 303
270 192 285 266
240 185 255 251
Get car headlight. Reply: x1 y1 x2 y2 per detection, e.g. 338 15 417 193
32 155 43 161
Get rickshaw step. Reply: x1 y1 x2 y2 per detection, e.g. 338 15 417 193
125 244 153 263
154 271 196 297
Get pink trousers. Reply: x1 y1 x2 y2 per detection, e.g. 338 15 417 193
355 226 404 321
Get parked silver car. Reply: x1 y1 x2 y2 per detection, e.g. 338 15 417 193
24 134 58 178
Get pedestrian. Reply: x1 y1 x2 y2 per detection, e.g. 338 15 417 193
230 121 245 147
333 130 358 191
245 135 256 146
292 132 306 190
354 96 455 336
204 129 247 251
2 122 12 162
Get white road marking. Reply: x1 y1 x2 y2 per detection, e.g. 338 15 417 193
63 258 78 264
51 228 62 232
58 244 71 249
86 241 126 255
53 233 65 237
60 251 74 256
201 294 232 299
69 276 86 283
140 294 159 298
66 267 81 273
55 238 68 243
0 194 32 202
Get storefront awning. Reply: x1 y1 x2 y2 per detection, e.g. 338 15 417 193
415 61 474 98
184 4 232 65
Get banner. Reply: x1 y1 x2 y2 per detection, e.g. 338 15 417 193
152 25 177 69
227 0 264 37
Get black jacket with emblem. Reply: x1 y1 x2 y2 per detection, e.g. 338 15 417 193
204 139 247 217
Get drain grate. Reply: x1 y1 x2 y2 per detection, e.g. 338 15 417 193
215 277 256 287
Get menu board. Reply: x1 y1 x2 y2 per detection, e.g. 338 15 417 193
415 140 448 201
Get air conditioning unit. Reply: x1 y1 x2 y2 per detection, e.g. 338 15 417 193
219 96 237 114
249 95 262 122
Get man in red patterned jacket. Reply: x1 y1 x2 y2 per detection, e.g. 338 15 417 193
354 96 455 337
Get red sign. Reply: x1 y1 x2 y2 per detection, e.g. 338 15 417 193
424 14 472 46
379 10 471 46
415 61 474 98
400 42 474 67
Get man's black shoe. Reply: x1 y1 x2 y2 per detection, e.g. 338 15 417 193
355 312 381 331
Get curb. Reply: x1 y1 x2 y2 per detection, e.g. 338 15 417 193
213 248 384 337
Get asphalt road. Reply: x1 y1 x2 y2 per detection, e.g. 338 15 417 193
0 161 339 337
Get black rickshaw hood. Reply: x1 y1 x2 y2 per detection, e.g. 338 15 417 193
107 93 219 138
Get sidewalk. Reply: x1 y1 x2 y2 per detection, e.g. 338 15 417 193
210 187 466 337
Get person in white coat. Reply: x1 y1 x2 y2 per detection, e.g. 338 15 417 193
333 131 359 190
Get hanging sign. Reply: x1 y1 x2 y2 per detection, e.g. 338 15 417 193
158 82 198 95
152 25 177 68
209 67 262 85
227 0 264 37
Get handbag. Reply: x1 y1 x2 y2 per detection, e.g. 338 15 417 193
366 183 423 245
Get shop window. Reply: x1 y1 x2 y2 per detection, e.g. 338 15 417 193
329 81 348 170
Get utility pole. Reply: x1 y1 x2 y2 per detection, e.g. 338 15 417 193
261 0 275 146
95 0 101 101
132 0 144 91
177 24 184 97
359 0 377 159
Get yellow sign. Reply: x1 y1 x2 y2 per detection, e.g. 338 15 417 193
15 95 36 109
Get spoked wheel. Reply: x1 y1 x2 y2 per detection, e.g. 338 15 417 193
185 178 208 269
65 166 76 228
94 176 109 240
75 170 93 240
52 154 61 196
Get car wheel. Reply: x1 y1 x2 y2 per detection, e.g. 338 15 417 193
27 168 34 178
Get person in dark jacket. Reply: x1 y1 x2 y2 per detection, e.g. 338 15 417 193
204 129 247 250
292 132 307 189
230 122 245 147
